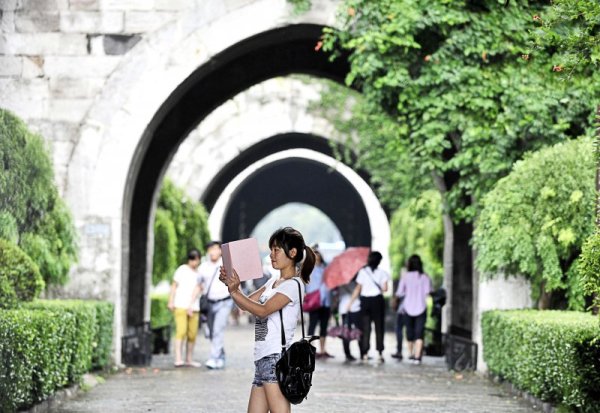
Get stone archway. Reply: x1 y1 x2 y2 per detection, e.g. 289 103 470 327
220 156 372 246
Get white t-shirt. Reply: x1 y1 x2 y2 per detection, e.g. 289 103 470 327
173 264 201 310
356 267 389 297
254 277 305 361
198 258 228 301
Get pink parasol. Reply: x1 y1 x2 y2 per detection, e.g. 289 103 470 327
323 247 370 289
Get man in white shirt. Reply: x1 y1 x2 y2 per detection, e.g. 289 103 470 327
198 241 232 369
168 249 202 367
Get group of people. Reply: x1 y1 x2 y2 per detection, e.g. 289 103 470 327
168 227 435 412
305 250 433 365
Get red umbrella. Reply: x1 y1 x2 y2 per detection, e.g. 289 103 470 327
323 247 370 289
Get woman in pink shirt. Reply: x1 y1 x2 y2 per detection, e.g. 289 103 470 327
396 255 432 365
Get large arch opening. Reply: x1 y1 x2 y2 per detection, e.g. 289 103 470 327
124 24 350 326
220 157 372 247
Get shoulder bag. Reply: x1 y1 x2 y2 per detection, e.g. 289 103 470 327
275 278 318 404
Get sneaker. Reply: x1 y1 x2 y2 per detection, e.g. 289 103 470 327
215 358 225 369
205 359 218 369
408 355 415 361
391 352 403 360
345 355 357 362
413 358 422 365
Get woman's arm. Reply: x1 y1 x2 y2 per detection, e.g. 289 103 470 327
231 290 290 319
248 285 267 301
222 267 290 318
345 283 362 312
167 281 177 311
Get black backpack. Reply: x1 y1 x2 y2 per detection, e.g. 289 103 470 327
275 278 318 405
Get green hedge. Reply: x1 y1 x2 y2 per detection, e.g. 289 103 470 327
0 300 114 412
482 310 600 413
150 293 172 329
0 239 44 309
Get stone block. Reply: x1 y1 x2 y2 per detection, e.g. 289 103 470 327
21 0 69 11
102 34 140 55
1 10 16 32
0 77 49 100
0 56 22 75
22 55 44 77
100 0 154 11
49 76 105 98
14 10 60 32
0 0 22 11
44 56 120 77
68 0 99 10
154 0 194 11
1 32 87 55
124 11 175 33
47 98 93 122
60 11 123 33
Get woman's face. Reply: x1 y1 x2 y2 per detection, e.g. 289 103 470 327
270 243 296 270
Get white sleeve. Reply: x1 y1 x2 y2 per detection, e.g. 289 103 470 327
356 269 366 286
277 279 302 304
173 266 182 283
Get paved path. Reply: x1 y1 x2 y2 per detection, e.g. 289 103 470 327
53 323 534 413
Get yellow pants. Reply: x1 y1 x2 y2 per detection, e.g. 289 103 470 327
174 308 199 342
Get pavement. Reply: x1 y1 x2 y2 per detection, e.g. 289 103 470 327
52 321 535 413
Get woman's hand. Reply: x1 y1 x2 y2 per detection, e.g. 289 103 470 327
220 266 241 293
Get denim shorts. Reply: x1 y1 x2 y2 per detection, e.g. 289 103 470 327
252 353 281 387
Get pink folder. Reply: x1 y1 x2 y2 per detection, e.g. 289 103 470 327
222 238 263 281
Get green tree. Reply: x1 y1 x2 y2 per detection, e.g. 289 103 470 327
152 179 211 285
473 138 595 310
533 0 600 311
388 190 443 285
320 0 599 329
0 109 78 286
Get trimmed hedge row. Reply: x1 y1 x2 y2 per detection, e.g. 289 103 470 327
482 310 600 413
150 293 172 329
0 300 114 412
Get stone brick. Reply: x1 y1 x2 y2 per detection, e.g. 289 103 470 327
14 10 60 32
47 98 93 122
68 0 99 10
44 56 120 77
49 76 105 98
21 55 44 77
1 10 16 32
100 0 155 11
0 0 21 11
1 32 87 55
102 34 140 55
0 56 22 76
59 11 123 33
153 0 194 11
21 0 69 11
123 11 175 33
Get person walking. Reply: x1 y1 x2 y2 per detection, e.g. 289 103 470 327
306 250 333 358
397 254 433 365
219 227 315 413
347 251 389 363
337 279 361 362
167 249 203 367
391 269 407 361
198 241 232 370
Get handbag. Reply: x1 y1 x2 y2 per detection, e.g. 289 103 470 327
199 267 219 316
302 289 321 312
275 278 318 405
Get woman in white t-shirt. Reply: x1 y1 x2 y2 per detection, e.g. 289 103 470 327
220 227 316 413
346 251 389 363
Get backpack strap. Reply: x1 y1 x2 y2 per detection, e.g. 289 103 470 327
278 277 305 352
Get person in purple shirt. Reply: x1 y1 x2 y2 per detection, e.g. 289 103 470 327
396 255 433 365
